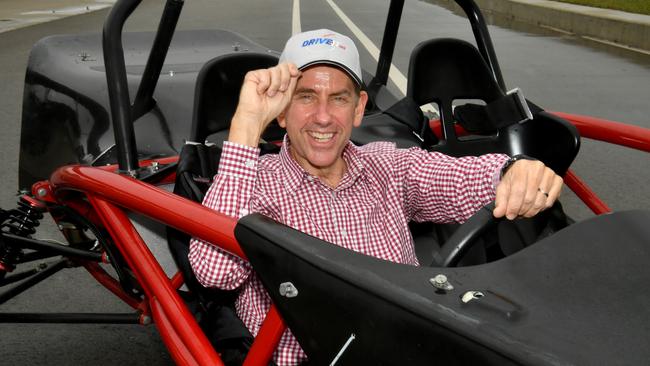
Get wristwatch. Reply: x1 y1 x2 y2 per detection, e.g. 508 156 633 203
500 154 537 177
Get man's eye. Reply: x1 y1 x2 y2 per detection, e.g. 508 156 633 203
297 94 313 102
333 96 349 104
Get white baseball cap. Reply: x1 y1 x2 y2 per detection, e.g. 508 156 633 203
279 29 363 87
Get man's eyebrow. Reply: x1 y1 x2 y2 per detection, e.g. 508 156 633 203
294 87 317 94
294 87 352 96
330 89 352 97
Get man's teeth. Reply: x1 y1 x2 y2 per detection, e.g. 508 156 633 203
309 132 334 141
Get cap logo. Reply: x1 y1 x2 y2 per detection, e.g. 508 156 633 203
301 38 347 50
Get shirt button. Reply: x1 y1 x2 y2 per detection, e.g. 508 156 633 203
239 208 249 216
340 230 347 237
331 191 337 199
244 159 254 168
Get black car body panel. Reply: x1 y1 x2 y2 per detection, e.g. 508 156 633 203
19 29 274 189
236 210 650 365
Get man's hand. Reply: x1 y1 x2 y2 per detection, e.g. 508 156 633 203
493 159 563 219
228 63 301 147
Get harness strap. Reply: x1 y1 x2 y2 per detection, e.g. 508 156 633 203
453 88 536 133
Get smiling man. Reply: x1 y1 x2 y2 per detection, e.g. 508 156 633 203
189 29 563 365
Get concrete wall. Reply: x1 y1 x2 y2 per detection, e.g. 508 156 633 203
474 0 650 51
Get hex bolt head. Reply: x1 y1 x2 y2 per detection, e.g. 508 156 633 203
430 274 454 291
279 282 299 298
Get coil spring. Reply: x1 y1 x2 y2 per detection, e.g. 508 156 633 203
0 195 45 270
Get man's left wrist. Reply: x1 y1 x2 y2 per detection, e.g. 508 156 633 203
501 154 537 178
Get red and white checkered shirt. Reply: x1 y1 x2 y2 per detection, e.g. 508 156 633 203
189 138 508 365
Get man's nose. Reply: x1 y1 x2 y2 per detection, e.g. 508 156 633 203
313 100 332 124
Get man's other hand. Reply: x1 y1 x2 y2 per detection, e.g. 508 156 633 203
493 159 563 220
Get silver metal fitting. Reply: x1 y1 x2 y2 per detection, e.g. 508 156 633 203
279 282 299 298
461 291 485 304
430 274 454 291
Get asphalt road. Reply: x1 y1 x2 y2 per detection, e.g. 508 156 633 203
0 0 648 364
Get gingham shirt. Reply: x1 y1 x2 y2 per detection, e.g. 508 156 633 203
189 138 508 365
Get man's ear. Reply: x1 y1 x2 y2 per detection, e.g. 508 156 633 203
277 111 287 128
353 91 368 127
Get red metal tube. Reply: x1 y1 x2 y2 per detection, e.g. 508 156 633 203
243 304 287 366
88 196 223 366
50 165 243 259
150 296 201 366
552 112 650 152
563 169 611 215
170 271 185 290
82 262 142 309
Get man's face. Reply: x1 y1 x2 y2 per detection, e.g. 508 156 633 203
278 65 368 178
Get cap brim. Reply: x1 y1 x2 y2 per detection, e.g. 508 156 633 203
299 60 364 89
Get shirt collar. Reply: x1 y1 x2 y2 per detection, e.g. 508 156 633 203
279 134 365 192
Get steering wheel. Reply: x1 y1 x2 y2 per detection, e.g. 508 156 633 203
431 201 502 267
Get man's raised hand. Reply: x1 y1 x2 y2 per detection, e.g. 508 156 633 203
229 63 300 147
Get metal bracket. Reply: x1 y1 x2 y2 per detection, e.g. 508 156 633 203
507 87 533 123
279 282 298 298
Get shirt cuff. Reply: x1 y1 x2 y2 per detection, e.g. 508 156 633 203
491 154 511 190
218 141 261 180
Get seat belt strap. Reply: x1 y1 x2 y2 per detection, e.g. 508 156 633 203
453 88 535 133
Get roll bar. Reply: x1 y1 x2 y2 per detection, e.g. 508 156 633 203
102 0 503 175
103 0 184 175
374 0 505 92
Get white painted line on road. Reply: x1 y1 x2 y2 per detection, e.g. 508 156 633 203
581 36 650 56
22 5 110 16
292 0 301 35
538 24 574 36
325 0 436 115
540 23 650 56
325 0 407 94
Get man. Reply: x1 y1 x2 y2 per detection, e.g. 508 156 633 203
190 29 562 365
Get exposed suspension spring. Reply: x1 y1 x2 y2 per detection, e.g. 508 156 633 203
0 195 46 271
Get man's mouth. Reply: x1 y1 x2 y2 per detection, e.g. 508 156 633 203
308 131 334 142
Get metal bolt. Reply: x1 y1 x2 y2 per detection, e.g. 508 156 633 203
37 188 47 197
279 282 299 298
141 315 152 325
168 70 175 76
430 274 454 291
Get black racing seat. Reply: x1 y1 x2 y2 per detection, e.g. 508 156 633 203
167 52 280 366
190 52 283 144
406 38 580 265
408 38 579 174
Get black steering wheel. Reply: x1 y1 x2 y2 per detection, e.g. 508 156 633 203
431 201 502 267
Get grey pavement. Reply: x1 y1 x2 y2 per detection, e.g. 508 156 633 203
0 0 116 33
2 0 649 51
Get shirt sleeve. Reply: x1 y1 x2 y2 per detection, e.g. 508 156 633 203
395 148 509 223
189 141 261 290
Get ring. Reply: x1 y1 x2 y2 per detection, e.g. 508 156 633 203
538 188 549 197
